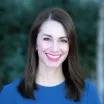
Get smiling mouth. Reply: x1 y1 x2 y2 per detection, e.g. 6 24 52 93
46 53 62 62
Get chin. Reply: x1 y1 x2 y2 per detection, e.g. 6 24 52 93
46 63 62 69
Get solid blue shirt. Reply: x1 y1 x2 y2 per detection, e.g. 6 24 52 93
0 80 101 104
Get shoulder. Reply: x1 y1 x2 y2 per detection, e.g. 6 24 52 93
1 79 20 93
84 80 95 90
4 79 20 87
83 80 100 104
84 80 98 95
0 79 20 102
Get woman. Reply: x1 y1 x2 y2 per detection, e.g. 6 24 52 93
0 7 100 104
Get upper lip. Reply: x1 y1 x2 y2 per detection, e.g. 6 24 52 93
46 53 62 56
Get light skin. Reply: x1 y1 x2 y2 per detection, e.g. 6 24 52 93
36 20 69 86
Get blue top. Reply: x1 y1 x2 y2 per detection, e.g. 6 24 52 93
0 80 100 104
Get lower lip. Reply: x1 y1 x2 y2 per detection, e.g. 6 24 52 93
46 54 61 62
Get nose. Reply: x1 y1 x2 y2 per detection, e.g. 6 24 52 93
51 41 59 52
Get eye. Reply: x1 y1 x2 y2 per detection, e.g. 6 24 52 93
60 39 68 43
43 37 51 41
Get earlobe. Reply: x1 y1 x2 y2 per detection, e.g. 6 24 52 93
35 47 38 51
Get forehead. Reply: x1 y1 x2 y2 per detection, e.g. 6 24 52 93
38 20 67 38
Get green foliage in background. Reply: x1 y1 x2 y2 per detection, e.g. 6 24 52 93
0 0 99 88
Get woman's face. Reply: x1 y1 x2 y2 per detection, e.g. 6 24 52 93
36 20 69 68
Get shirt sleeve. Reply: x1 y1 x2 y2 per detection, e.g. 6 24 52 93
86 81 101 104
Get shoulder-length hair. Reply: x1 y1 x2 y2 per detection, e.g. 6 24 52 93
18 7 85 102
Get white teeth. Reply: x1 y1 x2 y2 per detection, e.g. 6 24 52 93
47 54 60 58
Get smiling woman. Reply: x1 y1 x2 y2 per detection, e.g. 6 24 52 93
36 20 69 68
0 7 100 104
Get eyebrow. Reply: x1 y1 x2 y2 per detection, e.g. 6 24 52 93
42 34 68 39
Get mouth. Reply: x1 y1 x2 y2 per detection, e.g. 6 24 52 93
45 53 62 62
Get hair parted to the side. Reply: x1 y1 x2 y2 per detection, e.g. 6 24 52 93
18 7 85 102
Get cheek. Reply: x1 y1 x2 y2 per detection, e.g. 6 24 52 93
61 45 69 54
37 41 51 51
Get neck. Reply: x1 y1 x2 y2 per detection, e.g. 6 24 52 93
35 63 65 86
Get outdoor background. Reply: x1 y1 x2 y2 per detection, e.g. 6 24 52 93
0 0 104 103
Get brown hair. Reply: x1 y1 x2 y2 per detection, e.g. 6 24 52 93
18 7 85 102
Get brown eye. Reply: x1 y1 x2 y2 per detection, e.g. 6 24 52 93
43 37 51 41
60 39 67 43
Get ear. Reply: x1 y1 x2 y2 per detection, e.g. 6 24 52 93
36 46 38 50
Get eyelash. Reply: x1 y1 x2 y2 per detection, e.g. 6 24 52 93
43 37 50 41
60 40 67 43
43 37 67 43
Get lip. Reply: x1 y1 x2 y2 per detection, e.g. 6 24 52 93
46 53 62 56
46 53 62 62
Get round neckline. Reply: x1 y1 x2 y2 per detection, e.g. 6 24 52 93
36 80 65 88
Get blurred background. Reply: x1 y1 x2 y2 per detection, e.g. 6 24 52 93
0 0 104 103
